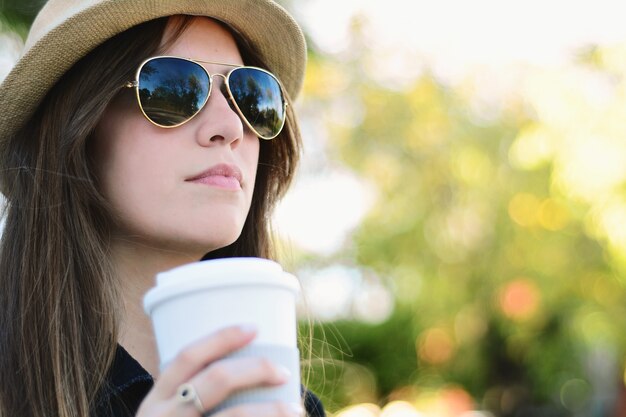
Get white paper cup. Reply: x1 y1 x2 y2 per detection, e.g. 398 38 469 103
143 257 301 414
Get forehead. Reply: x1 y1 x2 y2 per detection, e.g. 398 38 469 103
160 16 244 66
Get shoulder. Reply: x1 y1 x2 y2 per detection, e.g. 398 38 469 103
303 389 326 417
93 345 153 417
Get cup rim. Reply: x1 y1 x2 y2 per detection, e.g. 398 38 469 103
143 257 300 314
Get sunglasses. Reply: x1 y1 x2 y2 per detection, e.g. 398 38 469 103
124 56 288 140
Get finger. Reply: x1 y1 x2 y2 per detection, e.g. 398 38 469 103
137 396 199 417
191 356 291 411
211 401 305 417
153 325 257 397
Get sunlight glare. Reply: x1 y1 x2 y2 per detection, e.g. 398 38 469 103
274 168 376 255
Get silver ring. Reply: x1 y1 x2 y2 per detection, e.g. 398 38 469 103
176 382 205 413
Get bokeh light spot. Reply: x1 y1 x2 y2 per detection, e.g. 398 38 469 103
336 403 382 417
508 124 555 170
418 328 455 365
380 401 424 417
559 379 591 411
452 146 493 186
508 193 540 227
538 198 570 231
499 278 540 320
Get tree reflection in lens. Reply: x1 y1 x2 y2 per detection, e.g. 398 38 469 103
229 68 284 138
138 59 210 126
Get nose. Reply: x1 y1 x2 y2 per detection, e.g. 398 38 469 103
193 73 244 148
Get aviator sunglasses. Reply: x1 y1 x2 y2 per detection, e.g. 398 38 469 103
125 56 288 140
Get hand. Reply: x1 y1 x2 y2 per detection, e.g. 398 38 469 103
136 325 304 417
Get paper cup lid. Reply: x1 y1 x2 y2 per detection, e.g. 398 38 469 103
143 257 300 314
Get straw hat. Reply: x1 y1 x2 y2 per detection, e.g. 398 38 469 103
0 0 306 146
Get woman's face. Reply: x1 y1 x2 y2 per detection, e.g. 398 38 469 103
92 17 260 257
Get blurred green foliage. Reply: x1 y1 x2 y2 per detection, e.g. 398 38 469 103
295 15 626 417
0 0 43 36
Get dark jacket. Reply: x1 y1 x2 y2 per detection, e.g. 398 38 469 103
93 345 325 417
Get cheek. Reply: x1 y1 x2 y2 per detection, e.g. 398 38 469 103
243 137 261 197
92 94 137 177
248 137 261 172
93 105 169 212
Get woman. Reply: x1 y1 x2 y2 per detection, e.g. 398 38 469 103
0 1 323 416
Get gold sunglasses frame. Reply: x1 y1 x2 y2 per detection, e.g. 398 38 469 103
124 55 288 140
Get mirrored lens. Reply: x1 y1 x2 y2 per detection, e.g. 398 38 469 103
228 68 285 138
138 58 210 127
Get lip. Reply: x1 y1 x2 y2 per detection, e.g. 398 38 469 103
185 163 243 190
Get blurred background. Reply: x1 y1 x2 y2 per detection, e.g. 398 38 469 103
4 0 626 416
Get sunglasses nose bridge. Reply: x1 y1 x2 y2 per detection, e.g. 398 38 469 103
206 73 229 99
206 72 238 111
209 73 228 87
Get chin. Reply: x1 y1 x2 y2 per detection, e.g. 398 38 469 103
190 222 246 253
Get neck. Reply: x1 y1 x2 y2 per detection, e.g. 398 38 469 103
113 238 202 377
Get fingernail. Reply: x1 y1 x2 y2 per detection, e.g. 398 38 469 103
287 403 304 416
238 324 257 334
276 365 292 379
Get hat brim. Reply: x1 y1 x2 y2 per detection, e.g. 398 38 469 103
0 0 306 146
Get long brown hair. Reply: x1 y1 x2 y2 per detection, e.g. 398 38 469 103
0 15 301 417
